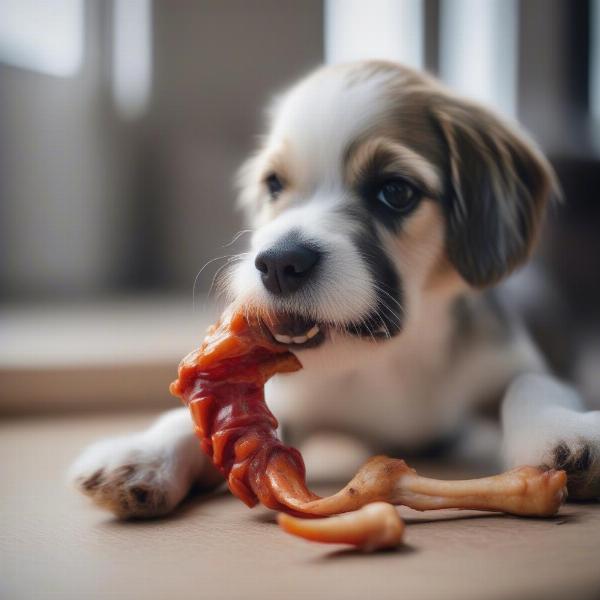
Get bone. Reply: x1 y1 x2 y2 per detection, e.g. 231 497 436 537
272 458 566 549
269 455 567 519
277 502 405 551
388 464 568 516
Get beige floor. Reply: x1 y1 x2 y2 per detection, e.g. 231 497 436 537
2 412 600 600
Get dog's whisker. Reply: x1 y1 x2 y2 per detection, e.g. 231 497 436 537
222 229 254 248
371 283 405 316
214 262 247 302
209 262 239 301
193 254 244 312
356 313 377 344
210 252 252 303
373 302 404 329
373 299 402 326
367 291 403 329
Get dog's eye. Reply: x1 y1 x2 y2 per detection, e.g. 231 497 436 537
376 179 419 213
265 173 284 200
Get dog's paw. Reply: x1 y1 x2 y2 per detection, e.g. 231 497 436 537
546 440 600 500
69 435 189 518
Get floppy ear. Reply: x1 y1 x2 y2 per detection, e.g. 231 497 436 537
432 97 558 288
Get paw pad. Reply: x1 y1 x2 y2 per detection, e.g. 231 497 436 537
75 461 172 518
549 441 598 499
81 469 104 491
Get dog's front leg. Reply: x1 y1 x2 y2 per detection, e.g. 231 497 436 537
501 373 600 498
69 408 222 518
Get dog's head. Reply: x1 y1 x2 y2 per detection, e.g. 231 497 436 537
226 61 556 357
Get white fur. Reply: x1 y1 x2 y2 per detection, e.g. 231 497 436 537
237 66 396 223
502 374 600 467
69 408 210 518
268 66 396 186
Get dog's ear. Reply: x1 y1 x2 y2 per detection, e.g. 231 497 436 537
431 97 558 287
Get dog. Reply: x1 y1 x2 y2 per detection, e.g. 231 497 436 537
70 60 600 518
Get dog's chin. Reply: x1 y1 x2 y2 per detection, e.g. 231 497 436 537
261 311 394 352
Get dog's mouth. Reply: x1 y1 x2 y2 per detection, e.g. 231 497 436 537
262 312 394 350
262 314 327 350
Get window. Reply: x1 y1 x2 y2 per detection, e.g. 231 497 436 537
0 0 83 77
439 0 518 117
325 0 424 69
112 0 152 119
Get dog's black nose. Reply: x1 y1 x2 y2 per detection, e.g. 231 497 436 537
255 240 320 295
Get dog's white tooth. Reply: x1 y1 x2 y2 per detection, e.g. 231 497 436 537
292 335 308 344
274 334 292 344
306 325 319 339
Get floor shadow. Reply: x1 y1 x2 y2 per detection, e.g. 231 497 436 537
404 512 504 526
249 511 279 525
550 513 582 525
313 542 418 563
98 486 230 528
565 498 600 506
507 512 583 525
405 511 582 526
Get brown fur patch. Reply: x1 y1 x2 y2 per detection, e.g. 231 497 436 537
344 136 441 196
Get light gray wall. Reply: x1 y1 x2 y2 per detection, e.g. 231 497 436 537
0 0 323 301
148 0 323 292
0 2 132 299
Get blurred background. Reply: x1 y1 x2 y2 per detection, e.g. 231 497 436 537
1 0 599 412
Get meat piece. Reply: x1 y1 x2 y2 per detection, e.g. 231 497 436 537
170 306 567 551
170 307 309 509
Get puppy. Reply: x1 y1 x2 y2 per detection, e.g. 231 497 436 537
70 61 600 518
